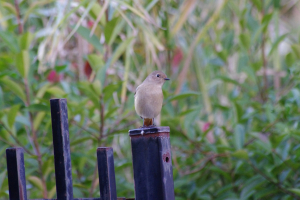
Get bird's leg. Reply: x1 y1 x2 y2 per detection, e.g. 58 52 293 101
148 118 156 127
142 118 153 127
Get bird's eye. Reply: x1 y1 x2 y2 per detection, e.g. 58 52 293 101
156 74 160 77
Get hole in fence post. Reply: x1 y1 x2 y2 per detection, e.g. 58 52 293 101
166 157 169 163
129 126 175 200
6 147 28 200
50 98 74 200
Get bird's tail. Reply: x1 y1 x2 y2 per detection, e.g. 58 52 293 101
143 118 153 127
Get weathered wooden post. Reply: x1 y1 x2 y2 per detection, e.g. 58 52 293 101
97 147 118 200
6 97 164 200
50 98 74 200
129 126 175 200
50 98 120 200
6 147 27 200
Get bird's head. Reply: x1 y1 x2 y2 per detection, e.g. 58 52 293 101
144 70 170 86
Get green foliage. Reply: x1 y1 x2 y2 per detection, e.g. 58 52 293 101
0 0 300 199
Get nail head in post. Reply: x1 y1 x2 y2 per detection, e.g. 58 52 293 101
128 126 170 137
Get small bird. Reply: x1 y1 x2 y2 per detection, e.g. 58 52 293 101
134 71 170 127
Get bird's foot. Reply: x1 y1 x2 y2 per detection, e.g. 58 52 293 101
139 124 156 128
148 124 156 127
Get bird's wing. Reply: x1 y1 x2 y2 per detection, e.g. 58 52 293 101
134 85 140 98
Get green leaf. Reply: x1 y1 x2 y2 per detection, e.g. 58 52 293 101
87 54 104 72
7 104 20 129
233 102 243 123
287 188 300 196
291 44 300 59
251 0 262 11
215 76 240 85
241 176 264 199
105 106 118 119
46 86 66 97
33 112 46 130
96 37 133 87
0 76 26 102
169 92 199 101
179 106 201 116
27 176 43 190
250 61 262 72
103 82 122 102
0 170 6 190
48 186 56 199
273 0 281 9
36 83 51 99
19 32 34 50
232 149 248 159
23 0 56 23
78 81 100 107
268 34 288 56
146 0 159 11
143 27 165 51
2 2 17 15
89 2 106 25
107 19 126 46
111 37 134 64
15 50 30 78
55 65 68 72
115 0 147 21
234 124 245 150
76 26 103 52
0 31 20 53
92 80 102 96
262 13 273 25
26 104 49 112
41 159 54 180
285 52 295 67
254 188 277 199
239 33 250 49
265 103 276 122
104 17 119 44
71 137 91 146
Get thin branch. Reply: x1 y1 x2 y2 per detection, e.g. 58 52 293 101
99 95 105 142
175 0 228 95
249 161 300 199
244 119 279 147
261 2 268 102
24 78 48 198
90 0 110 36
71 120 99 140
0 123 33 155
180 153 228 176
14 0 23 34
89 163 99 197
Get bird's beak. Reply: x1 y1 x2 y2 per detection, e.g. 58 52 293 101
164 78 170 81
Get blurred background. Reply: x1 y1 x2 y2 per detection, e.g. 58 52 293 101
1 0 300 199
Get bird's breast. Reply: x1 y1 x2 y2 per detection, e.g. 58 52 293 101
134 85 163 119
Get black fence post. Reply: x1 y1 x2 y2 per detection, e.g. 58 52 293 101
50 98 74 200
129 126 175 200
6 147 27 200
97 147 117 200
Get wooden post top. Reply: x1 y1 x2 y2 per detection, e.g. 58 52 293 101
129 126 170 137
